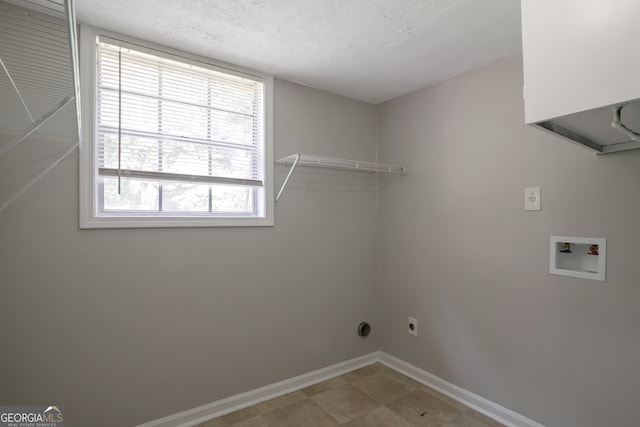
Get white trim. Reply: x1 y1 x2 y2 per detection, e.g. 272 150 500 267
137 351 544 427
135 353 379 427
378 353 545 427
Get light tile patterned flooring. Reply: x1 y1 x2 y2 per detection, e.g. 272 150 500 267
197 363 505 427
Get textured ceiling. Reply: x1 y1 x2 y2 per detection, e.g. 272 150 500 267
81 0 522 104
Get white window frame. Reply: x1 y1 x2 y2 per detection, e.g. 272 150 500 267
79 25 274 228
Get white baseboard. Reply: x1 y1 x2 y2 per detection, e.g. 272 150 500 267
137 351 544 427
136 352 379 427
378 352 544 427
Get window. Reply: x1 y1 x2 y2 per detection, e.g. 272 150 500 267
79 26 273 228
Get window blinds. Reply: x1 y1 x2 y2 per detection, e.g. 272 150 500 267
96 39 265 191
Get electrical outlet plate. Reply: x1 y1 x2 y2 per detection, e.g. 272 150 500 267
525 187 541 211
408 317 417 336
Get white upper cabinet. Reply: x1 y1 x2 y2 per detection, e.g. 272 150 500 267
521 0 640 154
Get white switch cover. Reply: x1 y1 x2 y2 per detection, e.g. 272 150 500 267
525 187 541 211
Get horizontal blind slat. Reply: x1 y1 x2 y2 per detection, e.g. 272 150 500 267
96 37 265 191
99 168 263 187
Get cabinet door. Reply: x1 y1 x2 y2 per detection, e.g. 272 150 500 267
522 0 640 124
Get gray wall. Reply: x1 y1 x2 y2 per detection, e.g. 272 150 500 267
377 56 640 427
0 79 379 426
4 53 640 427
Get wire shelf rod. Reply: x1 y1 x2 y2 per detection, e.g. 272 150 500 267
0 142 78 214
0 95 73 159
0 57 36 125
7 0 65 17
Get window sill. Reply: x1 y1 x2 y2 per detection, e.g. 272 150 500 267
79 214 274 229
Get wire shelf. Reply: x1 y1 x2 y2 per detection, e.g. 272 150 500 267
3 0 65 17
276 153 407 174
275 153 406 202
0 0 80 214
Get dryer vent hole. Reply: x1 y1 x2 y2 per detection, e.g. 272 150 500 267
358 322 371 337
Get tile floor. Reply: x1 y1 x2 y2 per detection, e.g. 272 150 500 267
196 363 505 427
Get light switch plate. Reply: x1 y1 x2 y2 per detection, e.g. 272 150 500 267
525 187 541 211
